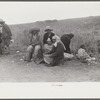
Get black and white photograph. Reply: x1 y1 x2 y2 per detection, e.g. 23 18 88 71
0 1 100 98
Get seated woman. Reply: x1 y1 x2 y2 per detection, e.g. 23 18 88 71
76 44 96 63
24 27 43 64
43 38 54 65
43 38 53 54
43 35 65 66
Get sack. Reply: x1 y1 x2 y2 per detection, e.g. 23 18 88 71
64 53 74 59
43 54 53 64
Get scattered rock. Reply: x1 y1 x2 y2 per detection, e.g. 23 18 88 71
16 51 20 53
12 61 14 63
20 59 23 61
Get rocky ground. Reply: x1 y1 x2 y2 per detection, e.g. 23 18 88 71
0 50 100 82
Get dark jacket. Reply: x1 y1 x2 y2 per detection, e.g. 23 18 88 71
60 34 74 54
47 42 64 66
43 32 55 44
0 32 2 43
2 23 12 39
30 34 42 47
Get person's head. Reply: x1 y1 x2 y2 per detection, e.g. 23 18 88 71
29 27 40 36
47 38 52 45
68 33 74 39
0 19 5 25
80 44 85 49
45 26 53 33
52 35 60 43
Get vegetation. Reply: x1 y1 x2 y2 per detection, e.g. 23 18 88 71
9 16 100 60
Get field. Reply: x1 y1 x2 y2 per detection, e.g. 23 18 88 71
1 16 100 82
9 16 100 57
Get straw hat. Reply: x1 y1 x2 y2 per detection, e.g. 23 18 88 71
45 26 53 31
29 27 40 34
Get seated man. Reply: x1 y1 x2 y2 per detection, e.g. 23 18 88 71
24 27 43 63
44 35 65 66
43 26 55 45
76 44 96 63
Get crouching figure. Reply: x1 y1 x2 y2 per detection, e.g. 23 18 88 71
76 44 96 64
24 27 43 64
43 35 65 66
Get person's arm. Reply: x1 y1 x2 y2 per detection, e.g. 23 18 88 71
50 43 63 58
4 24 12 37
29 34 33 45
50 33 55 43
46 45 55 54
83 49 90 58
43 33 47 44
0 32 2 37
31 35 41 47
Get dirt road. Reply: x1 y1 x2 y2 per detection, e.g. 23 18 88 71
0 52 100 82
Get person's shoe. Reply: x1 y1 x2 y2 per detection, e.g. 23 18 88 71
24 57 31 62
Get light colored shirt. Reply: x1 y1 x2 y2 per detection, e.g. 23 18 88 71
77 48 90 58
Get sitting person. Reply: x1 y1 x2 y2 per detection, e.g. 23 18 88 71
24 27 43 64
43 26 55 45
43 38 53 54
43 35 65 66
76 44 96 63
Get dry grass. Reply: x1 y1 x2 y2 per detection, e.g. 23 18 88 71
9 16 100 60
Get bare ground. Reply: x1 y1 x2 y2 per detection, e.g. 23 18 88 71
0 51 100 82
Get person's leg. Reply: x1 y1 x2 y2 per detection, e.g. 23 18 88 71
33 45 41 58
50 58 59 66
51 55 64 66
2 38 11 54
80 57 87 63
64 46 71 54
25 45 34 62
32 45 43 63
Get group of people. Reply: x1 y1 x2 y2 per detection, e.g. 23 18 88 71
24 26 96 66
24 26 66 66
0 19 96 66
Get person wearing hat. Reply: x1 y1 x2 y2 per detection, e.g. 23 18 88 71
60 33 74 54
43 37 53 54
24 27 43 63
43 26 55 45
0 19 12 54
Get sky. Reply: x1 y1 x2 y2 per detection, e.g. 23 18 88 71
0 1 100 25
